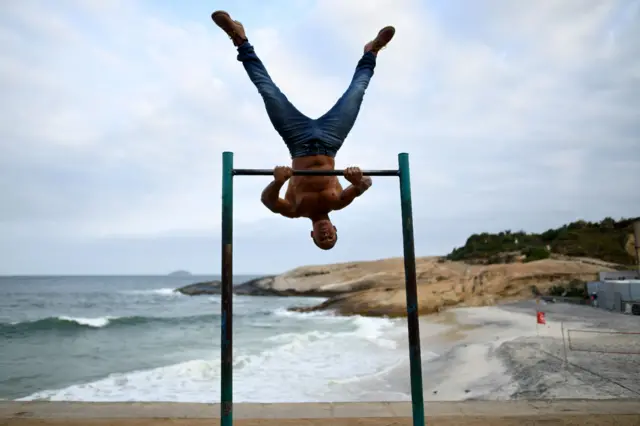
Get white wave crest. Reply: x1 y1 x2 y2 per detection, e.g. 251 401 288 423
119 288 179 296
57 316 115 328
19 314 409 402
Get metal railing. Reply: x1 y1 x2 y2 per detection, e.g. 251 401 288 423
567 329 640 355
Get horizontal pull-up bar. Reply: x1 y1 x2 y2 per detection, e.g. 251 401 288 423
229 151 409 177
233 169 399 176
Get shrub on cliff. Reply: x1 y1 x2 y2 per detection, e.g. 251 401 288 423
523 247 550 262
548 279 587 298
447 216 638 265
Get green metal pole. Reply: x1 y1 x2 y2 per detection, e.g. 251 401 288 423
398 152 426 426
221 151 234 426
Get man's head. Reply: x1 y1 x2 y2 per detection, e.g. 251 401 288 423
311 217 337 250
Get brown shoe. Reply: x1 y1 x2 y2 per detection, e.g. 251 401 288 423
211 10 247 46
364 26 395 55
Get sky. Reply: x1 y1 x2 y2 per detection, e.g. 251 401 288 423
0 0 639 275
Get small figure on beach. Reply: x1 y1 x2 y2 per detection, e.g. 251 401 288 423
211 11 395 250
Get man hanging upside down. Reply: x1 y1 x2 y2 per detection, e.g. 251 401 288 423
211 11 395 250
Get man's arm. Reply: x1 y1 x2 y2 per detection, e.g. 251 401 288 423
333 181 371 210
261 166 297 218
333 166 372 210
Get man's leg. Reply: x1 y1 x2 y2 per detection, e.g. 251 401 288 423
236 42 314 147
316 26 395 152
316 52 376 149
211 11 313 151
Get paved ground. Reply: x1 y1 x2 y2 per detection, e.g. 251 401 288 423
385 301 640 402
499 301 640 398
4 417 640 426
501 300 640 332
2 400 640 425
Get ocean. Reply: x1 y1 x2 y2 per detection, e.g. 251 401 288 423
0 275 415 402
5 276 630 403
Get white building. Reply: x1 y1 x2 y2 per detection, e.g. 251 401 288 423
590 271 640 315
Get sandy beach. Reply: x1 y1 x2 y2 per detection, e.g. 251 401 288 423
324 300 640 402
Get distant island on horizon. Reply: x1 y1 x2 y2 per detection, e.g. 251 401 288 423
167 270 192 277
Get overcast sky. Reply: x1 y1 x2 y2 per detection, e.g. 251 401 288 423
1 0 638 275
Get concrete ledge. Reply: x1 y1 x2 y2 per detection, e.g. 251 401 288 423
1 399 640 420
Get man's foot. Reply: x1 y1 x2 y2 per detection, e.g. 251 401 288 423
364 26 395 55
211 10 247 46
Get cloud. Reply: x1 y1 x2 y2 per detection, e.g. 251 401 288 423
0 0 638 274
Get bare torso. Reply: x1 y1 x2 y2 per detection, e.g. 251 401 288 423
285 155 342 218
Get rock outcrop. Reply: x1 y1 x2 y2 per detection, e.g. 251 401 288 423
285 257 614 317
175 276 280 296
235 276 279 296
175 269 381 297
176 256 617 317
175 280 222 295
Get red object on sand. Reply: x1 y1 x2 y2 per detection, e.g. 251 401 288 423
536 311 546 325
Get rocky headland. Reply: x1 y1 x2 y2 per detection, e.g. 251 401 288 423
175 216 638 318
175 256 616 317
176 276 278 296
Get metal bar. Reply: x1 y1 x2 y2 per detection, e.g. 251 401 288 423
561 321 568 368
398 152 426 426
221 151 234 426
233 169 399 177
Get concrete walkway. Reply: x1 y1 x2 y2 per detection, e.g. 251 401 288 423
1 399 640 421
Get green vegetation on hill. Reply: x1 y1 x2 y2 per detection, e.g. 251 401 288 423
530 279 588 299
447 216 639 265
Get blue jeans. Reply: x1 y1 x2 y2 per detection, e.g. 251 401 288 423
237 42 376 158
